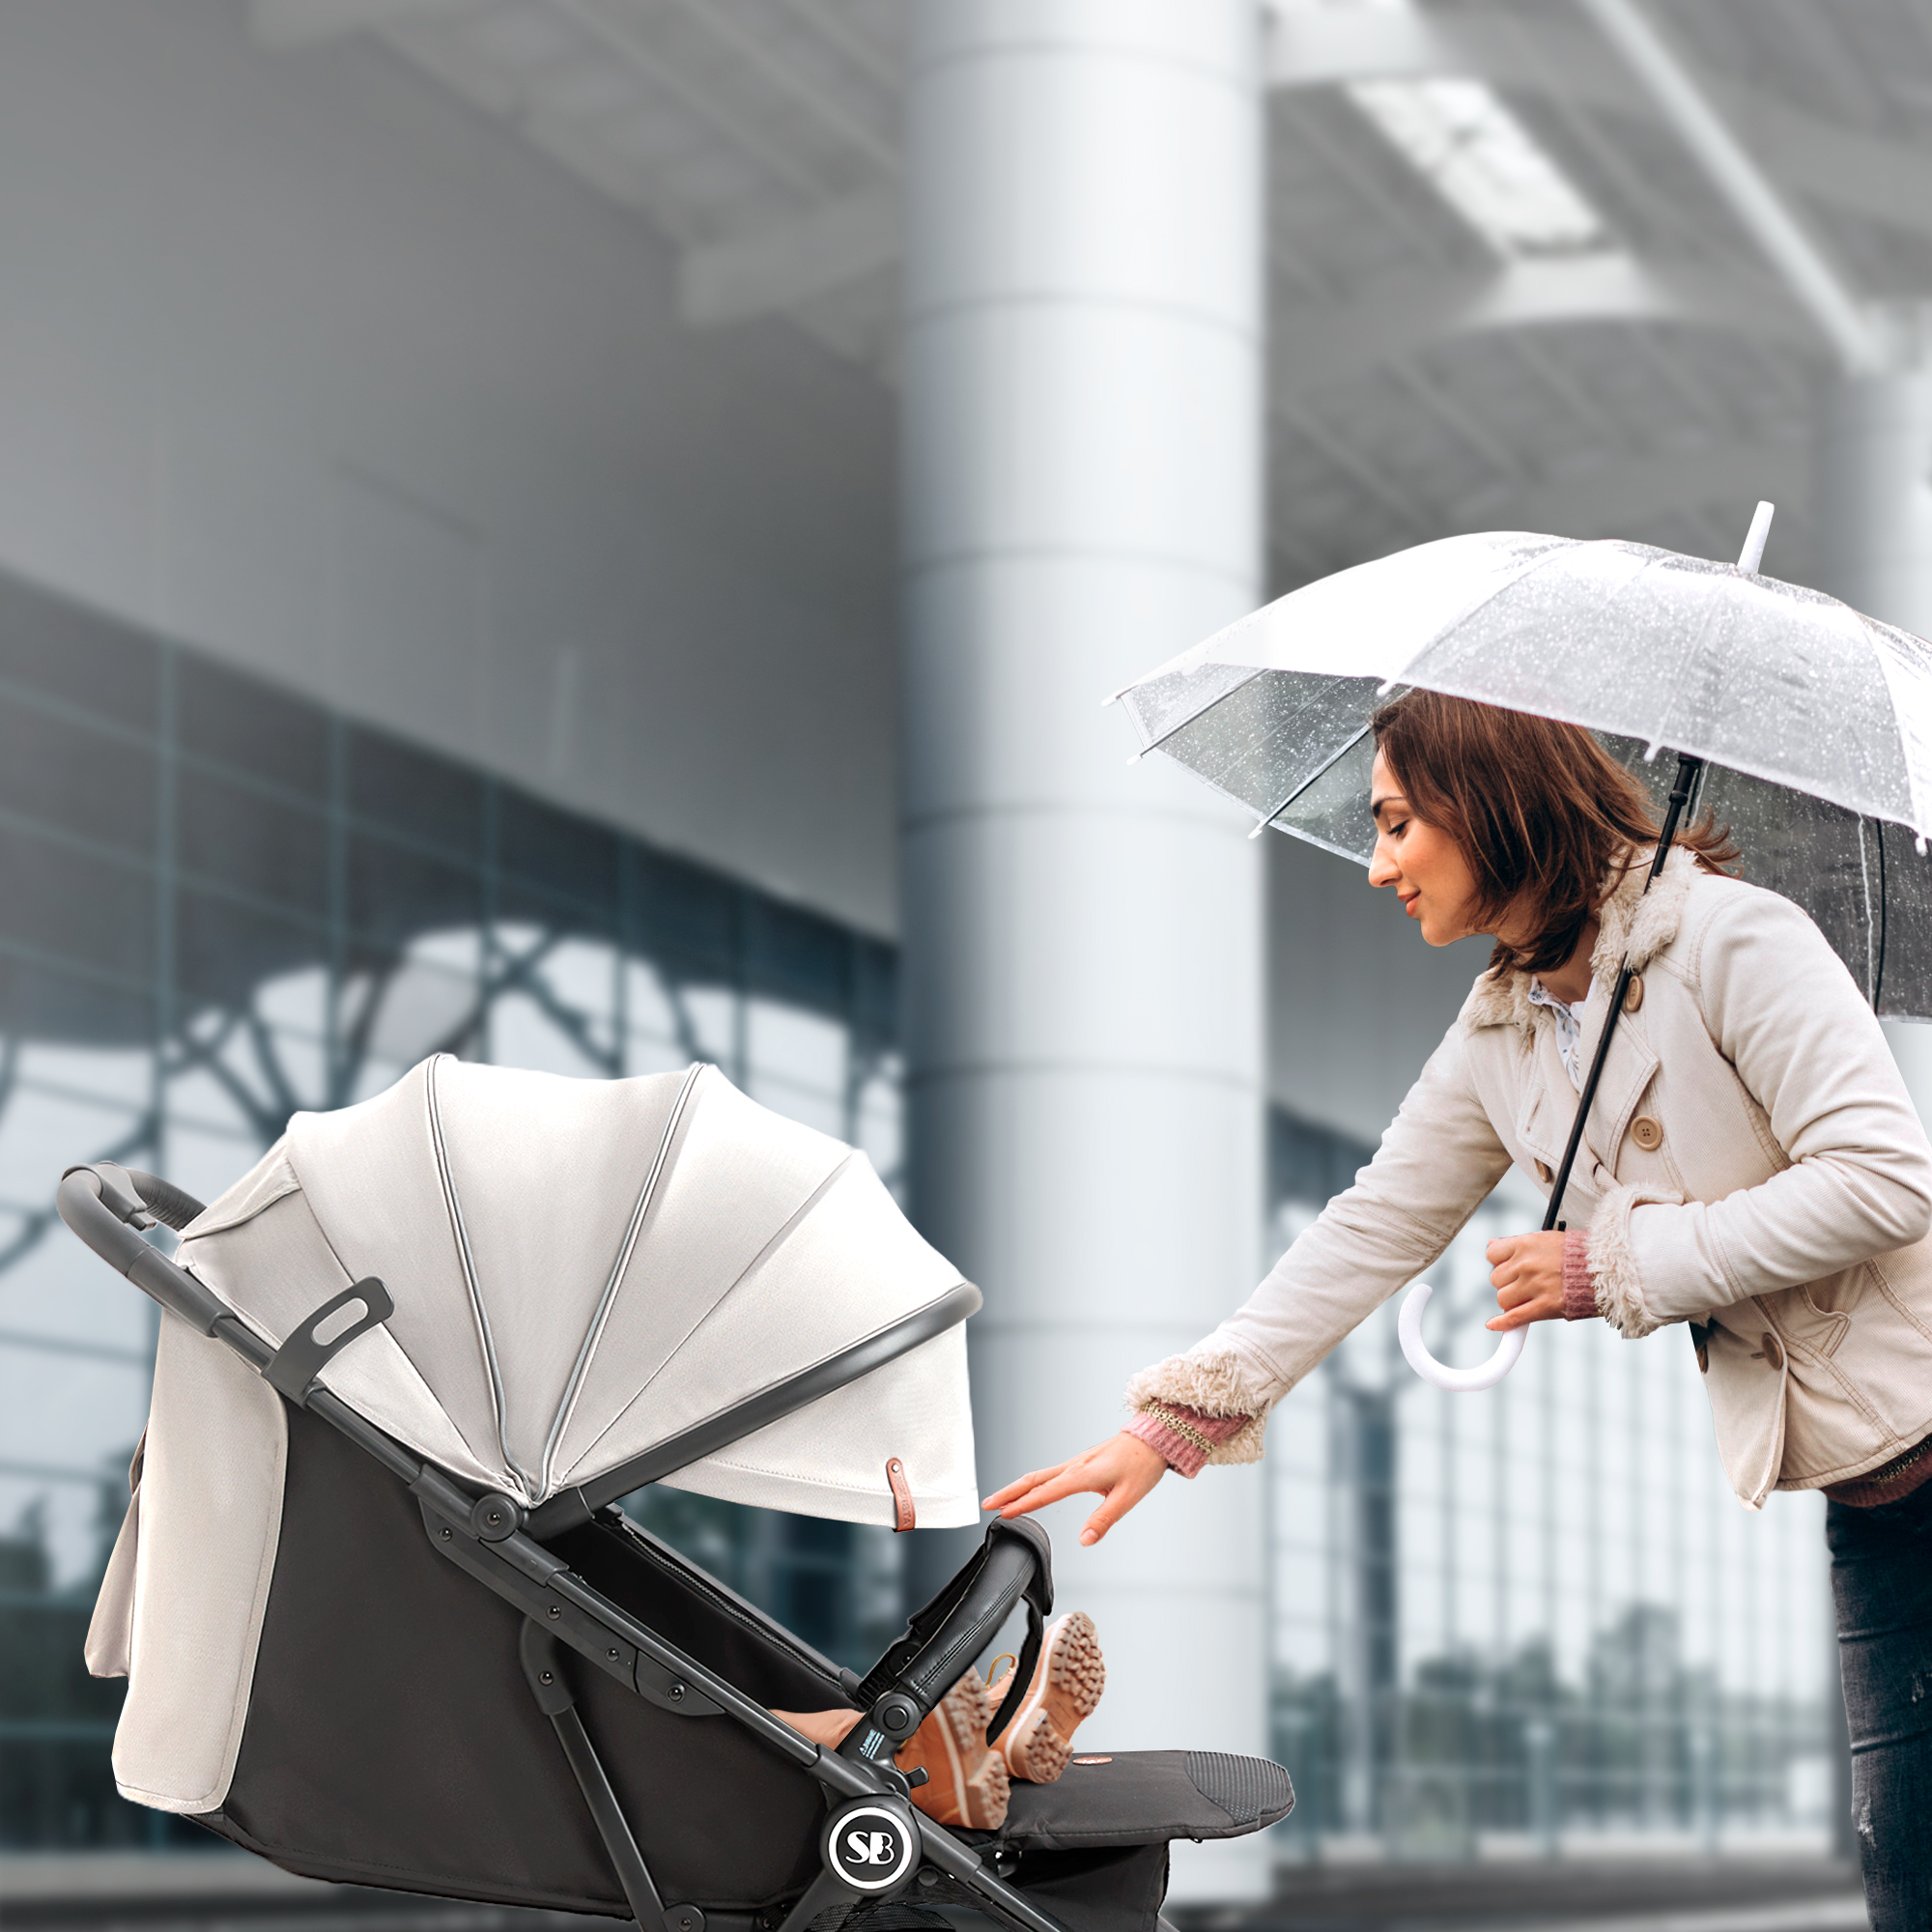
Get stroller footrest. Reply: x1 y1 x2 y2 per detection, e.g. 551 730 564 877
974 1749 1292 1851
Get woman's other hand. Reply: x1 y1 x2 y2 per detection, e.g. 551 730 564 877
1485 1230 1568 1329
981 1435 1168 1547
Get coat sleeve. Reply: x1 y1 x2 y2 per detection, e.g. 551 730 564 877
1123 1014 1513 1461
1593 887 1932 1333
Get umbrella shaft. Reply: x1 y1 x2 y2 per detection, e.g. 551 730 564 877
1543 753 1705 1233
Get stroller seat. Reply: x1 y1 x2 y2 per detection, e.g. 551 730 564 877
61 1060 1291 1932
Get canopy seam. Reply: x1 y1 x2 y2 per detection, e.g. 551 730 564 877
538 1060 706 1494
425 1054 526 1495
552 1147 861 1488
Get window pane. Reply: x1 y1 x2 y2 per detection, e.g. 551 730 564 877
349 728 483 863
0 826 152 984
178 654 328 798
175 890 322 1013
0 706 154 858
177 770 327 918
348 835 482 948
498 787 617 917
0 575 156 730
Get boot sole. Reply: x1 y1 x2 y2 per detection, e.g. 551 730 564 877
1003 1611 1104 1784
935 1671 1010 1830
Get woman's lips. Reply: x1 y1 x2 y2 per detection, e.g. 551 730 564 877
1403 897 1421 919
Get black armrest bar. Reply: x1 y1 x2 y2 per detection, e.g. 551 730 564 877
847 1517 1051 1757
527 1280 982 1539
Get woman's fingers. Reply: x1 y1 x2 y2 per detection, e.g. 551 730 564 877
981 1464 1067 1509
986 1435 1168 1528
993 1461 1112 1519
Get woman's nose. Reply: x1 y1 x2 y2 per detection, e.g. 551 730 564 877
1367 841 1399 887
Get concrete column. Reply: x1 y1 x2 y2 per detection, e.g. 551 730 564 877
900 0 1269 1899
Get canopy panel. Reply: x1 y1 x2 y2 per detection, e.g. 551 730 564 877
178 1057 978 1527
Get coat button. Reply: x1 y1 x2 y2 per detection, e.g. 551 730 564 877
1624 974 1644 1013
1534 1158 1552 1185
1631 1116 1663 1151
1760 1332 1785 1372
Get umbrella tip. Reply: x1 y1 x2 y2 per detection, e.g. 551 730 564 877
1247 818 1270 839
1736 501 1776 575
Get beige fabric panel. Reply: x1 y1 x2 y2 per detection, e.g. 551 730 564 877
287 1062 504 1481
185 1189 492 1490
432 1060 685 1490
552 1068 850 1479
562 1153 965 1477
657 1326 979 1526
111 1313 287 1814
84 1438 144 1679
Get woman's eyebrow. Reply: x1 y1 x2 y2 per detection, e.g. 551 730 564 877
1370 790 1406 823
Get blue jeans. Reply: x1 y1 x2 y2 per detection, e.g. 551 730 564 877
1829 1481 1932 1932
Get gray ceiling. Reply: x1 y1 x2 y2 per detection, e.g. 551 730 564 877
248 0 1932 597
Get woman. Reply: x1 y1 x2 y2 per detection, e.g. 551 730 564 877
986 692 1932 1926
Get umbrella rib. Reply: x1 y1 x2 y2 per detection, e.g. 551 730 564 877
1124 668 1266 760
1246 720 1377 840
539 1061 706 1496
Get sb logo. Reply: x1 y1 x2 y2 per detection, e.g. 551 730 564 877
824 1799 917 1894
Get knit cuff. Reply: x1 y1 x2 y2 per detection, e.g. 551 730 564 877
1122 1350 1273 1465
1561 1229 1599 1321
1123 1405 1253 1480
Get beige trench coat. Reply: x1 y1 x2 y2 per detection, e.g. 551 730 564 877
1130 846 1932 1508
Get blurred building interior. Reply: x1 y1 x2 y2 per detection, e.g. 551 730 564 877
0 0 1924 1900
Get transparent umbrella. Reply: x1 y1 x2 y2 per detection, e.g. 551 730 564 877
1111 505 1932 1387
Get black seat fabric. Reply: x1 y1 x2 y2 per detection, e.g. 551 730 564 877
198 1400 1291 1931
202 1401 840 1915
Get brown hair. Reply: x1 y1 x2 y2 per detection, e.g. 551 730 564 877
1370 690 1739 977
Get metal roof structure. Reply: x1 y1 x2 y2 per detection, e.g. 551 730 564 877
247 0 1932 594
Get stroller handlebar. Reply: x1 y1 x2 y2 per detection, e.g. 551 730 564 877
58 1165 232 1336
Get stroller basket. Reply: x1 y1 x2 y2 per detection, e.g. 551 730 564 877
61 1062 1290 1932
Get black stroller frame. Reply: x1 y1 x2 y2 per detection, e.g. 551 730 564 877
62 1160 1251 1932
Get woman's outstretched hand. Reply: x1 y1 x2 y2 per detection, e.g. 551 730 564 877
1485 1230 1569 1330
982 1434 1168 1547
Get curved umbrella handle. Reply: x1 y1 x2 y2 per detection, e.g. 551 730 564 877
1398 1281 1526 1392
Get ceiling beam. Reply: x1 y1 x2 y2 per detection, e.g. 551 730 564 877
1446 434 1806 543
1266 7 1932 248
1271 251 1813 410
679 185 897 327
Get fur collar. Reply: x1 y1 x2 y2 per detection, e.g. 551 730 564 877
1459 844 1699 1037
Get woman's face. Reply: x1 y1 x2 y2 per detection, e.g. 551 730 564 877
1367 749 1485 946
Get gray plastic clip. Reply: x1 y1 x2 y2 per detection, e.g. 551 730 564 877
264 1278 393 1406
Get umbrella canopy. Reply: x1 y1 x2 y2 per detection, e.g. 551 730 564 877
1115 528 1932 1017
177 1056 979 1528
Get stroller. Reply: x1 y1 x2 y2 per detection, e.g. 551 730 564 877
61 1057 1291 1932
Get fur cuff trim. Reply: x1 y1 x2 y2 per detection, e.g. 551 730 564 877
1586 1181 1671 1338
1123 1350 1272 1465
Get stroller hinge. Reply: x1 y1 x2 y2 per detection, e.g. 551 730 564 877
521 1619 699 1932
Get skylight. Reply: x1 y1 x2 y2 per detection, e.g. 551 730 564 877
1272 0 1610 259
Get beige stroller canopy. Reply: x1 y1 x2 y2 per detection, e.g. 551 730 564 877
180 1056 979 1527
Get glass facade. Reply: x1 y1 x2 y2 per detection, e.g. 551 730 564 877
0 569 904 1847
1265 1115 1833 1859
0 568 1833 1861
